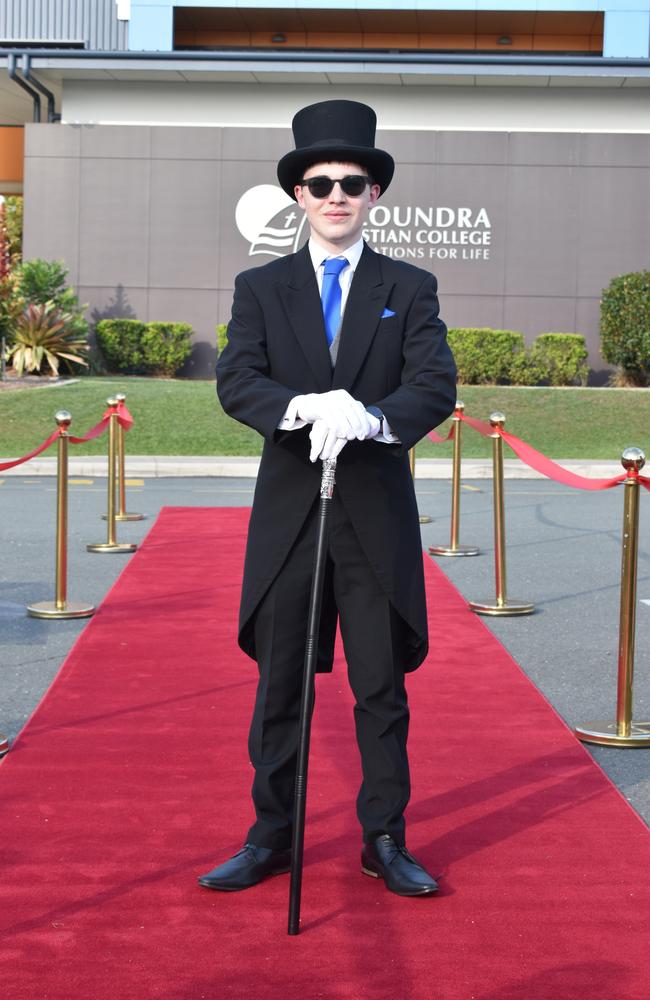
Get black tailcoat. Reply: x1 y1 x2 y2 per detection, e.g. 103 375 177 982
216 242 456 673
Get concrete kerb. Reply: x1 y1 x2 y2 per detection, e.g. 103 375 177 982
0 456 624 479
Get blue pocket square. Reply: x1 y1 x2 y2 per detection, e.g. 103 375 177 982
381 307 396 319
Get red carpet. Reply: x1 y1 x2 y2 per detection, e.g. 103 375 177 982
1 507 648 1000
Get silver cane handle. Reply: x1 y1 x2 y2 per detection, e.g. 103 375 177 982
320 458 337 499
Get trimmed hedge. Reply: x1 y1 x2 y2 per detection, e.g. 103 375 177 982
508 350 549 387
448 327 590 386
141 322 193 377
95 318 193 376
531 333 588 386
447 328 525 384
216 323 228 355
95 319 146 372
600 271 650 386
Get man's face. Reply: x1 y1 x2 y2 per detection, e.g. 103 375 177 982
294 161 381 254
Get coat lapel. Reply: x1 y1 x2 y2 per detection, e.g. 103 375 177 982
333 244 393 390
276 245 332 392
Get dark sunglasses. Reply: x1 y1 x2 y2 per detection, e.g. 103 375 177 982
299 175 371 199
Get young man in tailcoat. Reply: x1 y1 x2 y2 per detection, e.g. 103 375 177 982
201 100 456 896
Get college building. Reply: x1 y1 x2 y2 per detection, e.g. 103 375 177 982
1 1 650 378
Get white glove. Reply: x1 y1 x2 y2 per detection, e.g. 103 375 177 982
308 410 381 463
309 420 349 463
295 390 377 441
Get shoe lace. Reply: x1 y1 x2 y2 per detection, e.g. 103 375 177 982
378 837 419 867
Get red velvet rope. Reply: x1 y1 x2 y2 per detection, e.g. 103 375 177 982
0 401 134 469
68 413 111 445
458 414 495 437
498 427 630 491
116 401 134 430
68 403 134 444
0 428 62 471
427 423 455 444
625 467 650 490
458 413 650 492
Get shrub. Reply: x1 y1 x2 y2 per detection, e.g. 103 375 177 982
15 258 68 304
141 321 193 376
4 196 23 265
9 301 89 376
216 323 228 355
13 258 89 344
95 318 193 376
0 202 10 282
531 333 589 386
447 328 525 384
95 319 147 372
600 271 650 386
0 270 21 344
508 350 550 386
0 204 21 342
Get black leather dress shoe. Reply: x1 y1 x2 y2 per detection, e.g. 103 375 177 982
198 844 291 891
361 834 439 897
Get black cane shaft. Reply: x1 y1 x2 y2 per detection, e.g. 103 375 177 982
288 460 336 935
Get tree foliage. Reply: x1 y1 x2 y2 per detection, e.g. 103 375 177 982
4 196 23 264
0 202 22 342
600 271 650 386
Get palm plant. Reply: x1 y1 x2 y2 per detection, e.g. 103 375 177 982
8 301 89 376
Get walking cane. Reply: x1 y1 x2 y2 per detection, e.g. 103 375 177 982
288 457 337 936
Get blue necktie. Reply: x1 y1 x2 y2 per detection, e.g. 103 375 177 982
321 257 348 347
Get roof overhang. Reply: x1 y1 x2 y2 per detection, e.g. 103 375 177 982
1 48 649 125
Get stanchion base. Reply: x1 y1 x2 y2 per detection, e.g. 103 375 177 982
102 513 144 522
469 598 535 616
87 542 137 554
429 543 480 557
0 733 9 758
27 600 95 620
418 514 432 524
575 720 650 748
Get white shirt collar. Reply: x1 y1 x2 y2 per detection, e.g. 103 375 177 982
307 236 364 274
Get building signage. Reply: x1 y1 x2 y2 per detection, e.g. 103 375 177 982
364 205 492 262
235 184 492 263
235 184 308 257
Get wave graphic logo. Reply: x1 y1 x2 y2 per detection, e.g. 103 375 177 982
235 184 308 258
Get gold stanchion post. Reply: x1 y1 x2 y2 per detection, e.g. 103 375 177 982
409 445 431 524
102 392 143 522
468 412 534 616
429 401 479 557
87 398 137 554
28 411 95 619
575 448 650 747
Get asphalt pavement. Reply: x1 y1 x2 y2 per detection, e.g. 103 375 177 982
1 472 648 825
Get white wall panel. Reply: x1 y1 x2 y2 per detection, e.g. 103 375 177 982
61 79 650 133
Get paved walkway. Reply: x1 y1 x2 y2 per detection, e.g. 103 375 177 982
1 455 626 479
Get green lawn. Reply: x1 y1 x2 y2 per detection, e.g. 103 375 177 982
418 385 650 461
0 377 648 461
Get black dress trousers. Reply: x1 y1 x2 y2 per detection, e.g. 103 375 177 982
246 493 411 851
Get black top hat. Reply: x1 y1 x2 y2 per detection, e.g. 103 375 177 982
277 100 395 200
